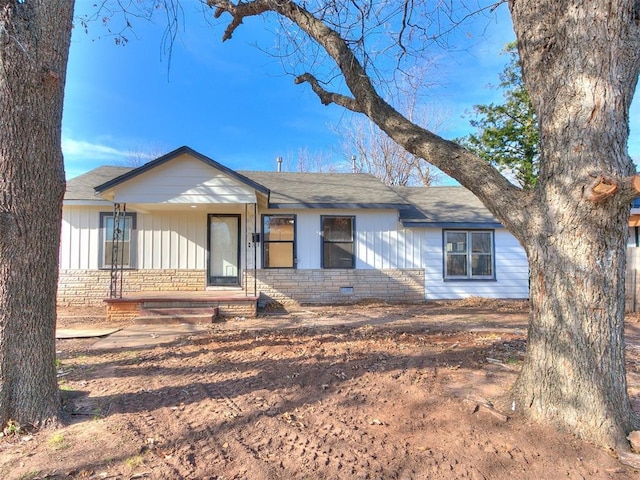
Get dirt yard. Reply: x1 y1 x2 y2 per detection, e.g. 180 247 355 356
2 299 640 479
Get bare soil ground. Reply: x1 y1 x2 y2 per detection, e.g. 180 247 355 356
2 299 640 479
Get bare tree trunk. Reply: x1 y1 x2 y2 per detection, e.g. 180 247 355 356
0 1 74 428
509 0 640 449
514 215 635 449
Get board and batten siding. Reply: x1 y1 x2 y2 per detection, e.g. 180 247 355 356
61 205 249 271
137 211 209 269
60 206 103 270
61 205 530 301
270 209 426 270
61 207 425 273
107 153 258 204
424 228 529 299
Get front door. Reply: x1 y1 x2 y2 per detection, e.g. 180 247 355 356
207 214 240 286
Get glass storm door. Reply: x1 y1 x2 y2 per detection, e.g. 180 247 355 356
208 214 240 286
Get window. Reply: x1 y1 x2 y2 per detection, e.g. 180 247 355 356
100 212 136 269
629 227 639 248
263 215 296 268
322 216 355 269
444 230 494 279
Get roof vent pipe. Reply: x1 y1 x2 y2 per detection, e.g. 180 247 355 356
277 156 283 172
351 155 357 173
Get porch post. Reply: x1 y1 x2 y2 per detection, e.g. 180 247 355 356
109 202 126 299
253 202 258 297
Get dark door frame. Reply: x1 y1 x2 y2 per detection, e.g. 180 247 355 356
207 213 241 286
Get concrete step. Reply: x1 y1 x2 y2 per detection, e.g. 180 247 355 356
132 307 219 325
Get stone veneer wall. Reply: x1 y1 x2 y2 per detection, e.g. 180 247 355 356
246 269 425 305
58 268 426 307
57 269 207 306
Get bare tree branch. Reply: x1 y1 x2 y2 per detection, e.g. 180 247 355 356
294 73 362 111
210 0 271 41
208 0 529 232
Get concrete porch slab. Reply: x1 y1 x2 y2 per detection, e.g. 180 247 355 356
56 328 121 339
89 323 209 350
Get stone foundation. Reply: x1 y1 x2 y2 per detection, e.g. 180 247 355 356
246 269 425 305
57 269 207 306
58 268 426 308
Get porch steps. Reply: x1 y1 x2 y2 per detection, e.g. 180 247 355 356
133 307 220 325
105 292 259 322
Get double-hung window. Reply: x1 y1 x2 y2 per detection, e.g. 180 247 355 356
263 215 296 268
444 230 494 280
99 212 137 269
322 216 355 269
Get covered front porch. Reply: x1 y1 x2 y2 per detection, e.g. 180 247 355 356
104 290 260 323
91 147 269 320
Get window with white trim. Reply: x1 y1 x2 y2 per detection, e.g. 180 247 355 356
444 230 494 279
99 212 136 269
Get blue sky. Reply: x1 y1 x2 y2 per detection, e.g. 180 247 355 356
63 2 640 180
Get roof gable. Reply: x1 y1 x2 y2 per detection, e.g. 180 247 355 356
94 146 269 196
90 147 270 205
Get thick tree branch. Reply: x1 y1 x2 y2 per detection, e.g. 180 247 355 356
586 174 619 202
294 73 362 111
208 0 529 233
583 173 640 204
617 173 640 201
209 0 271 41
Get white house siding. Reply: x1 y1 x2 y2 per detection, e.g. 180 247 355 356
138 211 208 269
60 205 252 271
106 154 257 204
60 204 530 305
60 206 103 270
356 212 425 269
424 228 529 299
267 209 425 270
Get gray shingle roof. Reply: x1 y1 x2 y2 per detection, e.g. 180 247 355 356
64 160 502 227
394 186 501 227
65 166 408 208
240 171 408 208
65 166 132 200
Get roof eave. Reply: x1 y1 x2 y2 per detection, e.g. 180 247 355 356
402 221 504 229
63 199 114 206
268 202 409 210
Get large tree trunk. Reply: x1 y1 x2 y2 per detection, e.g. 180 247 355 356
0 1 74 428
513 214 635 449
509 0 640 449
